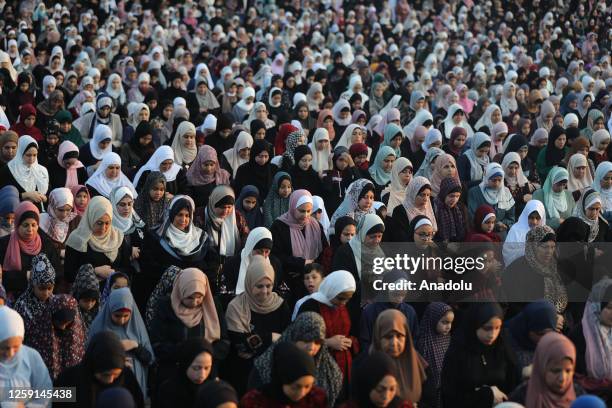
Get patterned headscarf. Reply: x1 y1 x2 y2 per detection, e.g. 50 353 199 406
329 178 376 231
133 171 169 229
416 303 453 394
71 264 100 330
13 253 56 322
145 265 181 328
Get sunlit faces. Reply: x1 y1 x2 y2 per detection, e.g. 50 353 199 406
18 217 38 241
505 162 520 178
476 316 502 346
436 311 454 336
282 375 315 402
295 202 313 224
340 224 357 244
414 187 431 208
544 357 575 396
255 150 269 166
331 290 354 306
370 375 398 408
111 309 132 326
214 204 234 219
399 166 413 186
0 337 23 362
358 190 375 211
488 175 503 190
105 164 121 180
278 179 292 198
172 208 191 231
298 154 313 171
381 155 396 173
187 351 213 385
440 160 457 178
316 138 329 151
527 211 542 228
23 146 38 166
490 108 502 125
94 368 123 385
1 140 17 161
252 277 273 304
554 134 567 149
182 131 196 148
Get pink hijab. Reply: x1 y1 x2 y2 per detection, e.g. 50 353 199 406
186 145 231 186
58 141 84 189
277 189 323 260
3 201 42 271
429 154 460 197
457 84 475 115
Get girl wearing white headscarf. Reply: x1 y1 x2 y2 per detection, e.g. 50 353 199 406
309 128 332 173
79 124 114 172
0 135 49 209
404 109 434 140
312 195 331 240
381 157 413 216
341 75 369 103
572 188 609 242
105 73 127 107
203 185 242 260
503 199 546 266
442 104 474 140
171 121 198 169
85 152 137 199
222 131 253 178
457 132 491 186
499 82 518 117
110 186 145 261
232 86 256 122
132 146 183 194
592 161 612 223
474 104 502 132
567 153 594 197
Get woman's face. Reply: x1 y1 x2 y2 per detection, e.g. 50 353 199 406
444 192 461 208
105 164 120 180
436 311 454 335
298 107 308 119
139 109 149 122
186 351 213 385
339 109 351 120
323 117 333 127
256 106 268 120
573 165 587 180
552 179 567 193
157 159 173 173
94 368 123 385
380 329 406 357
600 302 612 327
488 176 503 190
364 231 383 247
490 108 501 124
414 224 434 246
0 336 23 362
414 98 425 110
116 196 133 218
182 292 204 308
24 115 36 128
33 283 54 303
92 214 111 236
282 375 315 402
295 339 322 357
340 224 356 244
597 138 610 151
535 239 556 264
111 309 131 326
112 77 121 89
242 196 257 211
295 202 313 224
373 83 384 97
527 212 542 228
214 204 234 219
582 96 592 109
252 277 273 304
182 132 196 149
1 141 17 161
593 118 605 131
452 111 464 124
172 208 191 230
17 216 38 241
585 202 602 220
440 161 456 178
351 129 364 144
63 157 78 168
544 357 574 396
358 190 374 211
382 154 395 173
601 171 612 190
55 204 73 221
414 187 431 208
238 147 251 160
98 139 111 151
23 147 38 166
521 121 531 135
506 162 519 178
255 150 269 166
554 134 567 149
476 316 502 346
369 375 398 408
298 154 313 171
331 290 354 306
399 167 412 186
316 138 329 152
568 99 578 110
279 179 292 198
518 146 528 160
254 128 266 139
389 135 402 149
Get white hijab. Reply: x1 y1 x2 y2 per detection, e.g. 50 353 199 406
86 152 137 198
132 146 181 187
443 104 474 140
308 128 331 173
90 124 114 160
223 131 253 177
236 227 273 294
7 136 49 194
503 199 546 265
474 104 501 131
171 121 198 165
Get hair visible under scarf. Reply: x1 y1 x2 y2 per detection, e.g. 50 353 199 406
382 157 413 216
2 201 42 272
156 195 205 257
205 185 240 257
7 135 49 194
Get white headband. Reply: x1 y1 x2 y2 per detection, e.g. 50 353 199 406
414 218 433 230
482 213 496 223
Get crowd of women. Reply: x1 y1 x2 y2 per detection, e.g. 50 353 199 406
0 0 611 407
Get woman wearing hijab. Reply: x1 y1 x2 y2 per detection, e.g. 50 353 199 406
330 178 376 232
468 163 515 236
500 82 519 118
171 120 198 170
457 132 491 187
222 131 253 178
387 176 438 241
428 153 460 198
241 342 327 407
332 98 352 138
110 186 145 261
11 104 43 141
572 188 611 242
442 126 468 161
581 110 605 141
466 205 503 243
0 135 49 211
263 171 293 228
275 127 307 172
504 300 558 372
64 196 130 284
433 177 466 242
441 104 474 141
508 332 582 407
233 139 273 199
381 157 413 217
309 128 332 174
296 269 358 386
86 152 137 199
79 124 114 171
48 140 87 190
294 101 316 137
0 202 61 297
474 104 503 133
367 309 427 405
502 152 535 216
236 185 264 231
504 132 539 183
270 190 327 292
317 109 336 143
592 161 612 223
55 331 145 408
441 302 519 408
37 90 65 130
232 86 256 122
0 130 18 169
0 306 53 407
369 146 397 196
185 145 231 209
155 338 217 408
503 225 569 316
0 185 19 238
537 125 568 182
119 121 155 178
248 312 343 405
225 255 291 394
71 264 101 332
533 167 575 229
416 302 454 408
39 187 80 262
88 287 153 398
133 145 185 197
133 171 169 229
588 129 611 166
288 145 325 197
502 199 547 266
70 184 91 217
187 77 221 123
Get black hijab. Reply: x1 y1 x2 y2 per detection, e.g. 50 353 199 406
352 351 407 408
262 342 316 402
195 380 239 408
235 139 273 198
289 145 322 194
544 125 567 166
205 113 235 154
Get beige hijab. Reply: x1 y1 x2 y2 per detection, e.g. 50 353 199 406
170 268 221 343
65 196 124 261
225 255 284 333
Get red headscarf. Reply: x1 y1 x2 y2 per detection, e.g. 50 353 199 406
466 204 502 242
10 104 43 141
274 124 298 155
2 201 42 271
